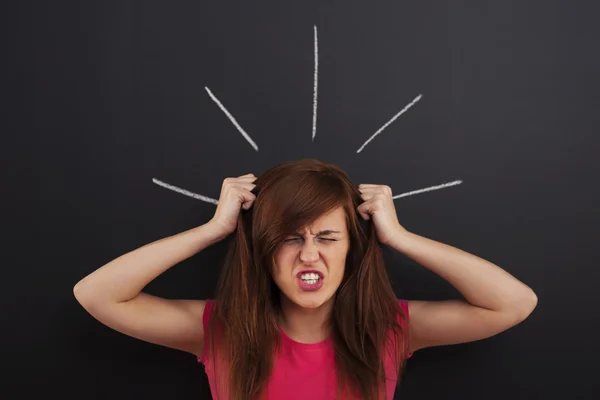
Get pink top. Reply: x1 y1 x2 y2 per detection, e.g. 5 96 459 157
198 299 411 399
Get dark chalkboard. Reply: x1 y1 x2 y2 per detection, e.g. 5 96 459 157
4 1 600 399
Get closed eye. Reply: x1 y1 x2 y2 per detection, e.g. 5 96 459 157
283 237 337 244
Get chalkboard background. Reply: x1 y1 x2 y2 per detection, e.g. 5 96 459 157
5 1 600 399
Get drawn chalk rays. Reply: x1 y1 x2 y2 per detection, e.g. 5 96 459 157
153 25 462 204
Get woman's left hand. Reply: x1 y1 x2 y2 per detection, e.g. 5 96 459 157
357 184 407 246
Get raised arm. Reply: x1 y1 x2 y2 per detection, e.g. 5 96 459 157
73 173 257 357
357 184 538 354
390 230 537 353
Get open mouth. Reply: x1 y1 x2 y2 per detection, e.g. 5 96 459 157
296 271 324 291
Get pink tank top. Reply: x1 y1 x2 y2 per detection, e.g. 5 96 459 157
198 299 411 399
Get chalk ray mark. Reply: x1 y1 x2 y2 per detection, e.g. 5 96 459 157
393 180 462 199
356 94 423 153
153 177 461 205
312 25 318 142
205 87 259 151
152 178 218 205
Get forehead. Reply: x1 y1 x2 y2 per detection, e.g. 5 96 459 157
301 206 347 233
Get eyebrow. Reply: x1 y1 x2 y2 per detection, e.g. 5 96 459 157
293 230 341 236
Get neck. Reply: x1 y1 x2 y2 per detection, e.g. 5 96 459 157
278 295 335 344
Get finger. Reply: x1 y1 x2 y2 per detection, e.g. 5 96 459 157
238 174 257 181
229 182 256 192
360 188 386 200
359 191 374 201
358 186 379 195
241 196 256 210
357 207 370 220
358 184 386 190
237 190 256 209
223 181 256 195
222 174 255 187
356 202 372 220
359 184 392 195
232 176 257 184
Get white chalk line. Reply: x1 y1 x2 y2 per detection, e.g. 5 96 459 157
356 94 423 153
205 87 259 151
312 25 318 142
152 177 461 205
392 180 463 199
152 178 218 205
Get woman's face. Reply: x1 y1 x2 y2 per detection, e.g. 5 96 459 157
272 206 350 310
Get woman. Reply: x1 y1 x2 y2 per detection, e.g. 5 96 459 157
74 159 537 400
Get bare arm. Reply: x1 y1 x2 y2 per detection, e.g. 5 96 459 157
73 222 228 357
357 184 538 354
388 230 538 353
73 173 257 358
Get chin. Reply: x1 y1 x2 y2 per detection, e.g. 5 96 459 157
293 298 325 309
289 291 335 310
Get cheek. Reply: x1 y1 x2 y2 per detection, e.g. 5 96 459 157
272 248 296 279
324 247 349 276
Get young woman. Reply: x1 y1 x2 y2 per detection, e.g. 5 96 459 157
74 159 537 400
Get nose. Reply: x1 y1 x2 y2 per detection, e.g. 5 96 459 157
299 240 319 264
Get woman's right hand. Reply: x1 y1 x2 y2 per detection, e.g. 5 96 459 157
208 173 257 237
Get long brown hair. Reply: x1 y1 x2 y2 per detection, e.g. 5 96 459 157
206 159 408 400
